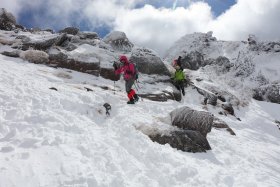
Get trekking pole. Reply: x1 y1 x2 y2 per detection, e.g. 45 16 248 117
114 81 116 95
134 83 139 91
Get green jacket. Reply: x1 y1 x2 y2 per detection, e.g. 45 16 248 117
173 69 185 81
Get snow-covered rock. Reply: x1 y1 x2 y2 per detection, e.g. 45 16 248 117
149 130 211 153
0 8 17 31
130 47 170 75
103 31 134 52
20 50 49 64
170 106 213 137
59 27 79 35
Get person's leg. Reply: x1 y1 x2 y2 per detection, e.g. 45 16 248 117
180 81 185 96
125 79 136 103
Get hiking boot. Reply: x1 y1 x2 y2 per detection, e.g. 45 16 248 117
134 94 139 102
127 99 135 104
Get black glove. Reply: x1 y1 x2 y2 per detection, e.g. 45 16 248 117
113 62 118 70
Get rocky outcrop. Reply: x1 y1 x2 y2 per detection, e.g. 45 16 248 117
103 31 133 52
130 47 170 75
59 27 79 35
181 51 205 70
170 106 213 137
253 84 280 104
0 8 17 31
149 130 211 153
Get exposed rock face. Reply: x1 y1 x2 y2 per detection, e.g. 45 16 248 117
253 84 280 104
170 106 213 137
149 130 211 153
103 31 133 52
0 8 17 31
1 50 21 58
130 47 170 75
59 27 79 35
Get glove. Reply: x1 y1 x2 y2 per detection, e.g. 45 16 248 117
113 62 118 70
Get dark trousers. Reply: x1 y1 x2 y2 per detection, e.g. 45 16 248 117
174 80 185 95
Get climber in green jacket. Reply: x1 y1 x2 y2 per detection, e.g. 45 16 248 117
172 58 185 96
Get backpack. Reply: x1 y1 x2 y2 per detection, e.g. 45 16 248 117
132 62 139 80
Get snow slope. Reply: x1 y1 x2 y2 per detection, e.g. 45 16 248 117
0 54 280 187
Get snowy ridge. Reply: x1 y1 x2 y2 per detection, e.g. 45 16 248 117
1 53 280 186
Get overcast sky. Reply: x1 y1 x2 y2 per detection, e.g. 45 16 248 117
1 0 280 56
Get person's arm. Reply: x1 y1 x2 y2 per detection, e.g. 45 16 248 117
115 66 125 75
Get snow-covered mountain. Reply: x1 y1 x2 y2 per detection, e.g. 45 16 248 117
1 8 280 187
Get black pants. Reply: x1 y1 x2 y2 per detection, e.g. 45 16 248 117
174 80 185 95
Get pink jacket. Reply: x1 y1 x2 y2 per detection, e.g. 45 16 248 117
115 63 136 81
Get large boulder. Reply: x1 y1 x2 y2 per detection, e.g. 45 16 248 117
103 31 133 52
181 51 205 70
0 8 16 31
253 84 280 104
170 106 213 137
130 47 170 75
149 130 211 153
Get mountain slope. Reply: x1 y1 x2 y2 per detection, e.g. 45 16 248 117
1 54 280 187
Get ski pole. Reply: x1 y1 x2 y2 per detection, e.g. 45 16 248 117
114 81 116 95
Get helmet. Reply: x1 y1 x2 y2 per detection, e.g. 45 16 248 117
119 55 129 64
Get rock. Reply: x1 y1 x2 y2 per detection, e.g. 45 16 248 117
78 32 99 40
49 87 58 91
103 31 133 52
100 68 120 81
21 36 59 51
1 50 21 58
0 8 16 31
213 118 236 136
253 84 280 104
84 87 93 92
130 47 170 75
149 130 211 153
48 47 68 62
59 27 79 35
221 103 235 115
195 86 218 106
181 51 205 70
20 50 49 64
170 106 213 137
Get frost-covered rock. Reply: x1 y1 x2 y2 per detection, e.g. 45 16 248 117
130 47 170 75
181 51 205 70
149 130 211 153
195 85 218 106
78 32 99 40
170 106 213 137
253 84 280 104
212 118 236 136
221 103 235 115
59 27 79 35
19 35 62 51
20 50 49 64
1 50 21 58
103 31 133 52
0 8 16 31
